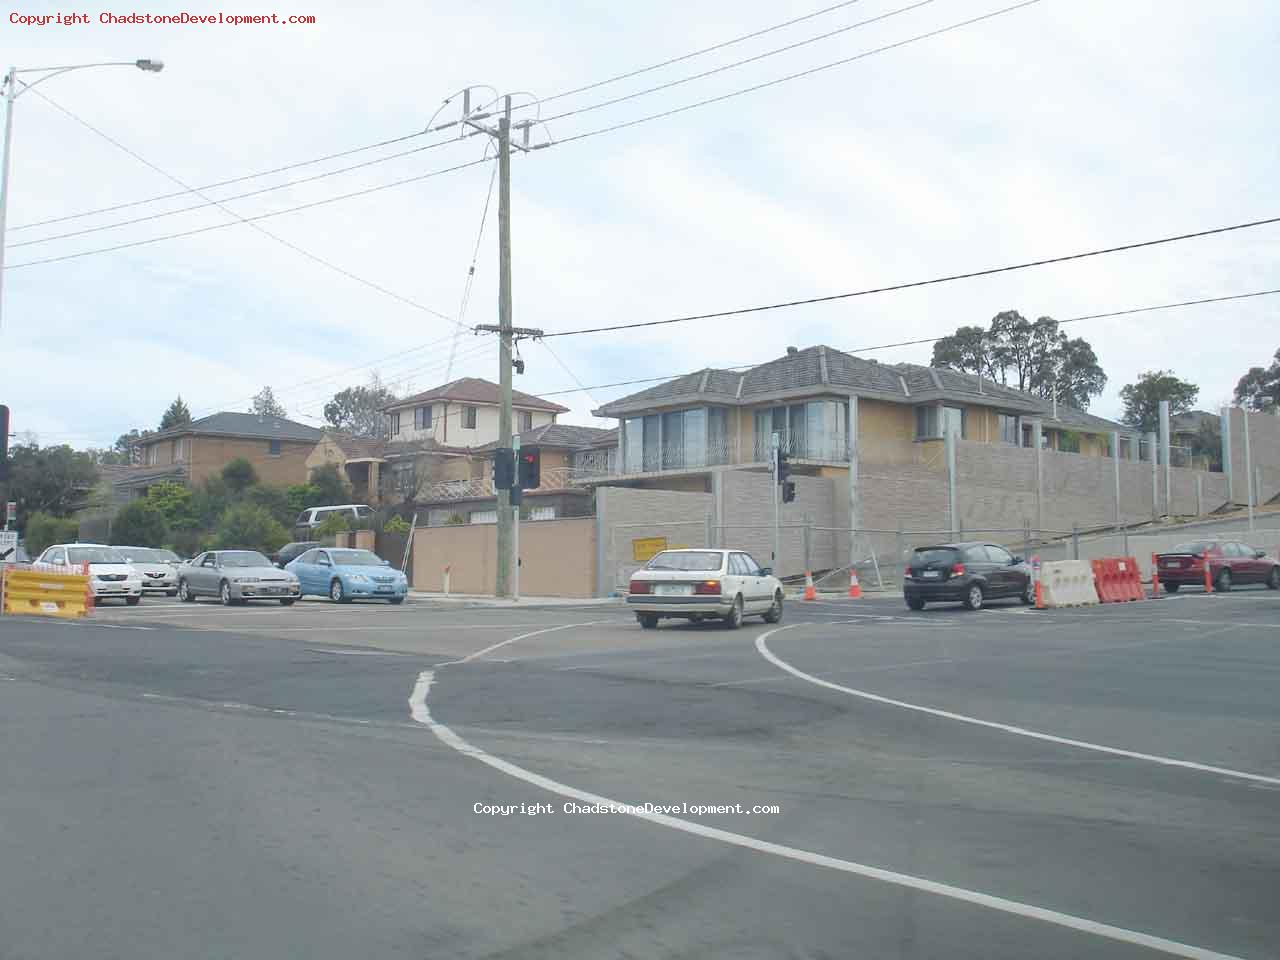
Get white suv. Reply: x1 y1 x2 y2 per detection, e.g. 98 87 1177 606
34 543 144 605
626 548 784 629
294 504 374 534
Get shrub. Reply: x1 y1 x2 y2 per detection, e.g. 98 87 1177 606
191 476 231 529
308 464 350 505
445 513 466 526
169 528 205 559
315 511 350 537
146 480 198 530
286 483 322 517
110 500 169 547
244 485 293 527
211 503 289 553
221 457 259 494
382 514 411 534
23 512 80 555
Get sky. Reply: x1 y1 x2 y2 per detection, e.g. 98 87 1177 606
3 0 1277 449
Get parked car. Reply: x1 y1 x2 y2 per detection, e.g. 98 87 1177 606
270 540 321 568
626 548 783 629
903 541 1034 611
34 543 144 605
293 504 374 535
286 547 408 603
1155 539 1280 592
177 550 301 605
115 546 182 596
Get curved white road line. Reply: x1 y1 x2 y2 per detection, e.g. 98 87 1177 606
408 666 1246 960
439 620 617 666
756 625 1280 787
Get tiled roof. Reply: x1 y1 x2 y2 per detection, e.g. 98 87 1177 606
474 423 618 453
385 377 570 414
111 463 188 487
1171 410 1218 432
146 412 321 443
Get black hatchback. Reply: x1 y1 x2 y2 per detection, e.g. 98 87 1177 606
903 542 1034 611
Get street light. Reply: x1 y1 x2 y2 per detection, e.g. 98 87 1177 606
0 59 164 335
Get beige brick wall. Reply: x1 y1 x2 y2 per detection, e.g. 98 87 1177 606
1228 408 1280 505
597 486 713 593
189 436 314 487
717 470 835 576
411 516 595 597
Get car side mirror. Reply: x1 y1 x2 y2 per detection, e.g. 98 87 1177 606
1256 549 1267 559
1011 556 1023 564
758 567 772 576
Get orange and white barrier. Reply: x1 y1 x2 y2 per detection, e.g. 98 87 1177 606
1038 560 1099 608
847 570 861 599
1090 557 1144 603
802 571 816 601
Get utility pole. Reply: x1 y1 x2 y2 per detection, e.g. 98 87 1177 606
771 431 780 569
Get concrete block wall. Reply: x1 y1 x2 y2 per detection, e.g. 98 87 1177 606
1228 408 1280 505
717 470 835 577
956 441 1040 534
596 486 714 595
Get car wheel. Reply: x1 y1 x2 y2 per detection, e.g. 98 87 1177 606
1020 580 1035 605
1164 582 1180 593
1215 568 1231 593
178 580 194 602
1267 567 1280 590
638 613 658 629
906 595 926 611
279 598 296 606
330 579 349 603
762 591 784 624
126 596 141 606
220 581 235 606
724 596 744 629
962 583 984 611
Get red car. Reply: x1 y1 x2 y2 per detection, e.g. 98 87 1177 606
1155 539 1280 592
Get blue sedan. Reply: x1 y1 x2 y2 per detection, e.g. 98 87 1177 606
286 547 409 603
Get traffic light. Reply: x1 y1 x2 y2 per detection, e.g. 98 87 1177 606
776 449 795 502
517 449 540 490
782 480 796 503
492 448 515 490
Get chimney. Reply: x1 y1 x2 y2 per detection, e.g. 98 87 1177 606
786 346 799 355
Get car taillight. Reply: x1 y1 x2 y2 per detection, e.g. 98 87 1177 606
951 563 966 576
693 580 721 595
629 580 650 595
904 565 912 578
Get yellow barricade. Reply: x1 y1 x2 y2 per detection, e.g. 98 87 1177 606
2 567 92 618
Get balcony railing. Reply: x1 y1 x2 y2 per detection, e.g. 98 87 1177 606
569 433 851 482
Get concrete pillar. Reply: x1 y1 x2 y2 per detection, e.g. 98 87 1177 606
847 394 859 568
1219 406 1233 502
1147 431 1159 518
1159 400 1171 516
594 488 608 597
945 423 958 538
1112 430 1121 529
1032 419 1043 533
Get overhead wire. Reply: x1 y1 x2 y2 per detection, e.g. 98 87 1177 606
445 161 498 382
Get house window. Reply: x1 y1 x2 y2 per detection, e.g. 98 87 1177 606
915 406 939 440
462 406 477 430
415 406 432 431
1057 431 1081 453
755 401 846 459
997 414 1019 445
268 439 282 456
172 438 186 462
468 509 497 524
146 444 159 466
526 505 556 521
392 462 416 493
517 410 533 432
390 411 401 435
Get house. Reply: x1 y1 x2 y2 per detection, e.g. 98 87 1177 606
381 376 569 446
114 412 322 500
305 432 478 506
584 344 1142 489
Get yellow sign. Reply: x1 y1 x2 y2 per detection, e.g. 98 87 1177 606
2 568 92 619
631 536 668 562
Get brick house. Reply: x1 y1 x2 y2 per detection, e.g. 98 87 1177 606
381 377 569 447
114 412 321 500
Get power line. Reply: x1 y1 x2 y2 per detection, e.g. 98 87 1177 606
529 287 1280 398
552 0 1045 147
532 216 1280 339
6 153 491 271
537 340 610 423
445 161 498 381
541 0 938 126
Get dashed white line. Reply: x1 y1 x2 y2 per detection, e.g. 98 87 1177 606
755 625 1280 787
407 667 1247 960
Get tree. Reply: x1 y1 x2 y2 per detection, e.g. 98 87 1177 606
5 443 99 525
110 500 169 548
211 502 289 553
221 457 258 494
190 476 231 529
1233 348 1280 411
315 511 350 537
146 480 198 530
308 464 350 505
244 485 294 527
286 483 323 517
931 311 1107 409
1119 370 1199 434
112 429 154 465
250 386 287 418
1188 419 1222 471
159 396 192 431
22 512 81 555
323 374 398 438
83 446 131 466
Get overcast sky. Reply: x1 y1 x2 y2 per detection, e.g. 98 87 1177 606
4 0 1276 448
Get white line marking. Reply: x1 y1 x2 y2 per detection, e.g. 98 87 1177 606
437 620 614 666
407 668 1245 960
756 626 1280 787
304 647 415 656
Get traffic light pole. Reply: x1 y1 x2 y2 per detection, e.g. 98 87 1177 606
771 431 780 569
512 435 520 602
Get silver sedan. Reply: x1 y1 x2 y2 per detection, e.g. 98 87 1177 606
178 550 301 606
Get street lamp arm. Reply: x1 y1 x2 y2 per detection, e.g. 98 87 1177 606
8 60 162 98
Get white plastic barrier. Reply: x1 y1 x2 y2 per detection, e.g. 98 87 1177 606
1039 560 1100 608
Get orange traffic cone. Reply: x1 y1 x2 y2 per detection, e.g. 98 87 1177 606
802 571 816 601
847 569 861 599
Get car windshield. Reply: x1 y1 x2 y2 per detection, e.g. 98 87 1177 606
330 550 384 566
67 547 127 564
645 551 723 571
912 548 958 565
1171 541 1215 555
122 548 178 563
220 551 271 567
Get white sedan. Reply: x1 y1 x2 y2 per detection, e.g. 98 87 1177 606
34 543 144 604
626 548 784 629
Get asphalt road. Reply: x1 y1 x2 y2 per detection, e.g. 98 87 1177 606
2 587 1278 959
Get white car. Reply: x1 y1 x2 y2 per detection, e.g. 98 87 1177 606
626 548 784 629
116 546 182 596
34 543 144 605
